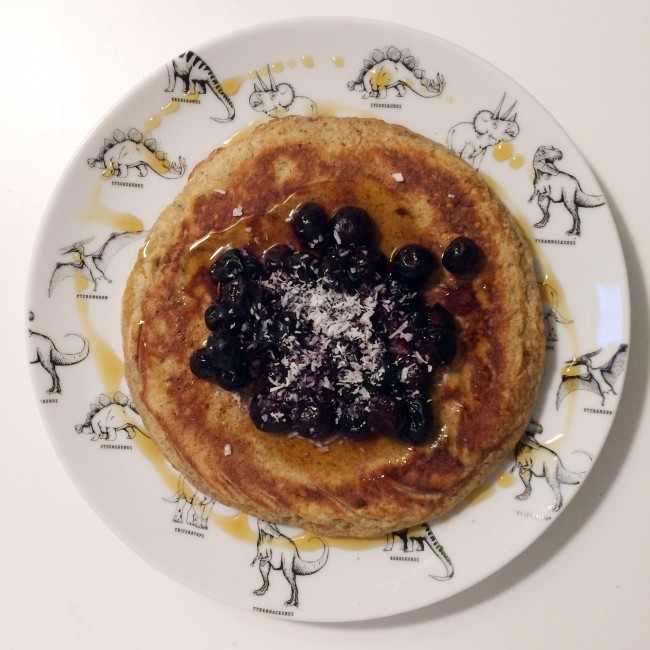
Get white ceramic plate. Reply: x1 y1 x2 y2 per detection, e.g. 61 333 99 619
26 17 630 622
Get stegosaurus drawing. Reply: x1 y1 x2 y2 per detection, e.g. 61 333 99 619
348 46 445 100
75 391 146 441
87 128 186 179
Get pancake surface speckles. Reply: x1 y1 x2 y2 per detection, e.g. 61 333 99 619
122 116 545 538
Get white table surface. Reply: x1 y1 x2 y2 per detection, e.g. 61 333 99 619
3 1 649 648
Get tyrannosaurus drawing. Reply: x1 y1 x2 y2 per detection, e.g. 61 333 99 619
529 145 605 236
28 312 89 394
511 420 589 511
251 519 329 607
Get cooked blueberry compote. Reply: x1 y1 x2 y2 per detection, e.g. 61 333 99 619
190 203 460 445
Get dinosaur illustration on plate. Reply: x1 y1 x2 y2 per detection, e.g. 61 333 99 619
446 94 520 170
347 46 445 100
556 343 628 409
75 391 146 441
530 145 606 236
166 50 235 123
48 230 147 296
28 312 89 394
87 128 186 179
511 420 589 511
251 519 329 608
384 522 454 580
540 281 573 342
163 474 215 530
249 65 317 118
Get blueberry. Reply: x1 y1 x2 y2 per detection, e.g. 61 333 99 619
269 312 301 344
288 251 318 283
210 248 262 283
189 347 218 381
189 347 249 390
293 400 335 439
204 303 241 331
391 245 436 284
344 245 383 288
206 331 241 371
240 251 264 280
210 249 245 283
384 278 418 306
442 237 481 275
330 206 372 245
417 326 457 366
368 394 406 437
396 360 425 390
214 364 250 391
336 403 369 438
262 244 294 272
290 202 329 249
397 398 432 445
365 356 399 392
318 256 346 291
220 278 256 311
247 346 280 378
265 361 287 386
249 391 292 433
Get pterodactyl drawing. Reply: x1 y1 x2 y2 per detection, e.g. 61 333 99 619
556 343 628 409
48 231 147 296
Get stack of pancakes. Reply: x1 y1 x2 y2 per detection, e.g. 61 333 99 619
122 116 545 538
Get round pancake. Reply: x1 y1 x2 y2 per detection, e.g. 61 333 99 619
122 116 545 538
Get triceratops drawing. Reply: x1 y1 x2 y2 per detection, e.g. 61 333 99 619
249 65 317 118
446 94 519 170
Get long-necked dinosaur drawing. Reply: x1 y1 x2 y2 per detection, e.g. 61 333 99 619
530 145 605 236
251 519 329 607
384 522 454 580
556 343 628 409
28 312 89 394
166 50 235 123
48 231 147 296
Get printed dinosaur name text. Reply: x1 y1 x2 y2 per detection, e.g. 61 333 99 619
174 526 205 539
252 607 294 617
584 407 613 415
76 293 108 300
516 510 552 521
111 180 144 188
535 238 576 246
